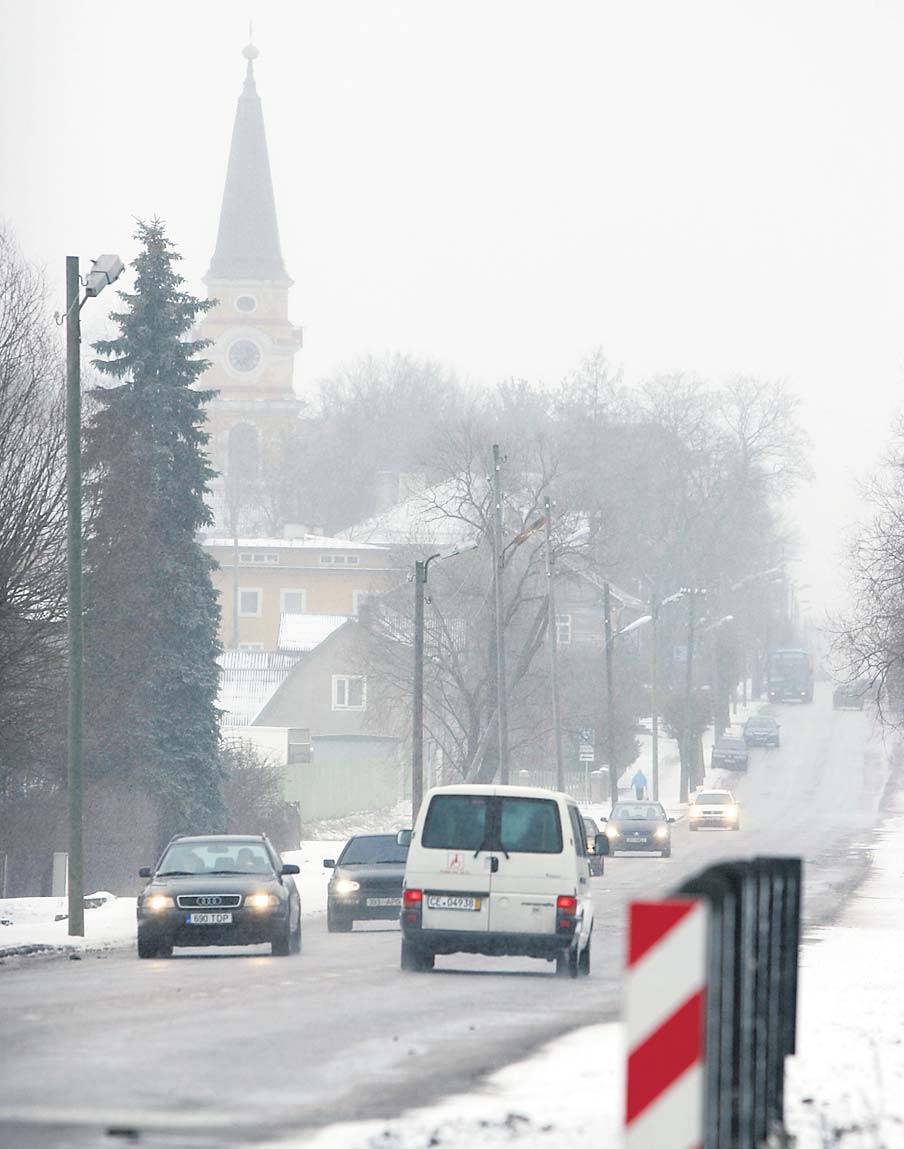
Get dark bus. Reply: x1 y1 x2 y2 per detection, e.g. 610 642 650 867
766 648 813 703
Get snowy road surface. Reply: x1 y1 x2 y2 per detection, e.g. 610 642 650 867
0 685 888 1148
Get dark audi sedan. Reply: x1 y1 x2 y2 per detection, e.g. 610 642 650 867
604 801 674 857
325 833 409 932
136 834 301 959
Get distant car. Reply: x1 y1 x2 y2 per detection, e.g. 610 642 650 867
582 815 605 875
604 801 674 858
688 789 740 830
136 834 302 959
833 682 867 710
711 735 749 772
743 715 780 748
324 833 409 932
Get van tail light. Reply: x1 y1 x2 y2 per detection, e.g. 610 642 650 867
556 894 578 933
402 888 423 929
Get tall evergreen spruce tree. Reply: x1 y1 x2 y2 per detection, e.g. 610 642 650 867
84 219 224 839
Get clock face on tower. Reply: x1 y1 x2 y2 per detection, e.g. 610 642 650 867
227 338 262 374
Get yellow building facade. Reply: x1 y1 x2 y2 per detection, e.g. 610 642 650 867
205 536 399 650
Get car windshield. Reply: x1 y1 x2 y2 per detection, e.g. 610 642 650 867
696 792 730 804
718 738 746 749
338 835 408 865
747 718 773 728
612 803 665 821
582 817 599 834
157 841 274 876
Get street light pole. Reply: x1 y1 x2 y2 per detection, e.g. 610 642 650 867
603 582 617 809
412 557 430 822
650 595 660 802
543 497 565 791
64 253 124 938
411 540 479 820
491 444 509 784
66 256 84 938
680 587 706 802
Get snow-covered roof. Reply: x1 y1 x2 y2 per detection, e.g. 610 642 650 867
202 534 386 551
340 478 478 548
278 614 349 652
216 650 301 727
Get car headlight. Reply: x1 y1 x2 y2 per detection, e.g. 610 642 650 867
724 806 738 819
144 895 173 911
654 826 669 840
605 826 619 839
333 879 360 895
245 893 279 909
690 807 702 818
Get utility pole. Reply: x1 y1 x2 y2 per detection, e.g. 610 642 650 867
650 594 660 802
544 497 564 791
603 582 617 809
412 559 427 820
232 532 240 648
66 256 85 938
491 444 509 783
681 588 705 802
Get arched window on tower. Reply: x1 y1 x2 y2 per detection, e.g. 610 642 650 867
227 422 260 485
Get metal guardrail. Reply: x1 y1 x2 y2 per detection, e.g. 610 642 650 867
676 857 802 1148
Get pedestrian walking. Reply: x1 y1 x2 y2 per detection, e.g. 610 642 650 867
631 769 647 800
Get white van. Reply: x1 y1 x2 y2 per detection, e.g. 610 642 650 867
398 783 607 977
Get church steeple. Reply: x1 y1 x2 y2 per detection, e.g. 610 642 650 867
206 42 290 285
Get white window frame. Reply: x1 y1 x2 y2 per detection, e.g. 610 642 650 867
280 588 307 615
556 614 572 645
239 551 278 566
238 588 263 617
319 554 360 566
287 728 313 764
332 674 367 711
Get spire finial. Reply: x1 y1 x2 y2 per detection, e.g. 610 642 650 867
242 33 259 87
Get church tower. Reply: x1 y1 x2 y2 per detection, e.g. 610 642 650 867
201 42 302 533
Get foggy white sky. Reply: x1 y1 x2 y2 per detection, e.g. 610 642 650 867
2 0 902 610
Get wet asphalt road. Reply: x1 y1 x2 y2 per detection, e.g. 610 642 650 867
0 685 886 1148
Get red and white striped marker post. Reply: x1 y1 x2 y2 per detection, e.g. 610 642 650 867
625 898 709 1148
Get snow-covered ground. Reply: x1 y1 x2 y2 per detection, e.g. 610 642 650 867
0 840 346 957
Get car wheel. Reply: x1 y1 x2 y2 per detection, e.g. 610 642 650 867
689 823 698 832
555 943 580 979
327 904 354 933
400 940 433 972
137 931 166 959
578 940 591 977
271 919 292 957
290 912 302 954
732 823 741 831
660 846 671 858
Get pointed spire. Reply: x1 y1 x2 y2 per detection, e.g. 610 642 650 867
206 43 290 285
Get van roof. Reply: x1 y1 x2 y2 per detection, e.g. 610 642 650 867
422 783 576 803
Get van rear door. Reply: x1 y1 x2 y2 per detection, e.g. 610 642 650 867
487 795 569 935
414 792 492 933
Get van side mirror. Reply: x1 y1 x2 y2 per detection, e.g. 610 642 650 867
322 859 335 869
593 833 610 856
668 817 676 824
138 867 152 878
396 829 413 848
281 863 300 876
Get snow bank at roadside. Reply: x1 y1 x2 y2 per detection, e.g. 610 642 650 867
269 1024 624 1149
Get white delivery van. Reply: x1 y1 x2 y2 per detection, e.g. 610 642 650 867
398 783 607 977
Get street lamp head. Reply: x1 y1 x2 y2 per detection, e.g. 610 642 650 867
438 538 479 561
617 614 653 637
84 254 124 298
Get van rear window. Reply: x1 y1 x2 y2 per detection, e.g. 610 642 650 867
422 795 489 851
499 798 562 854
